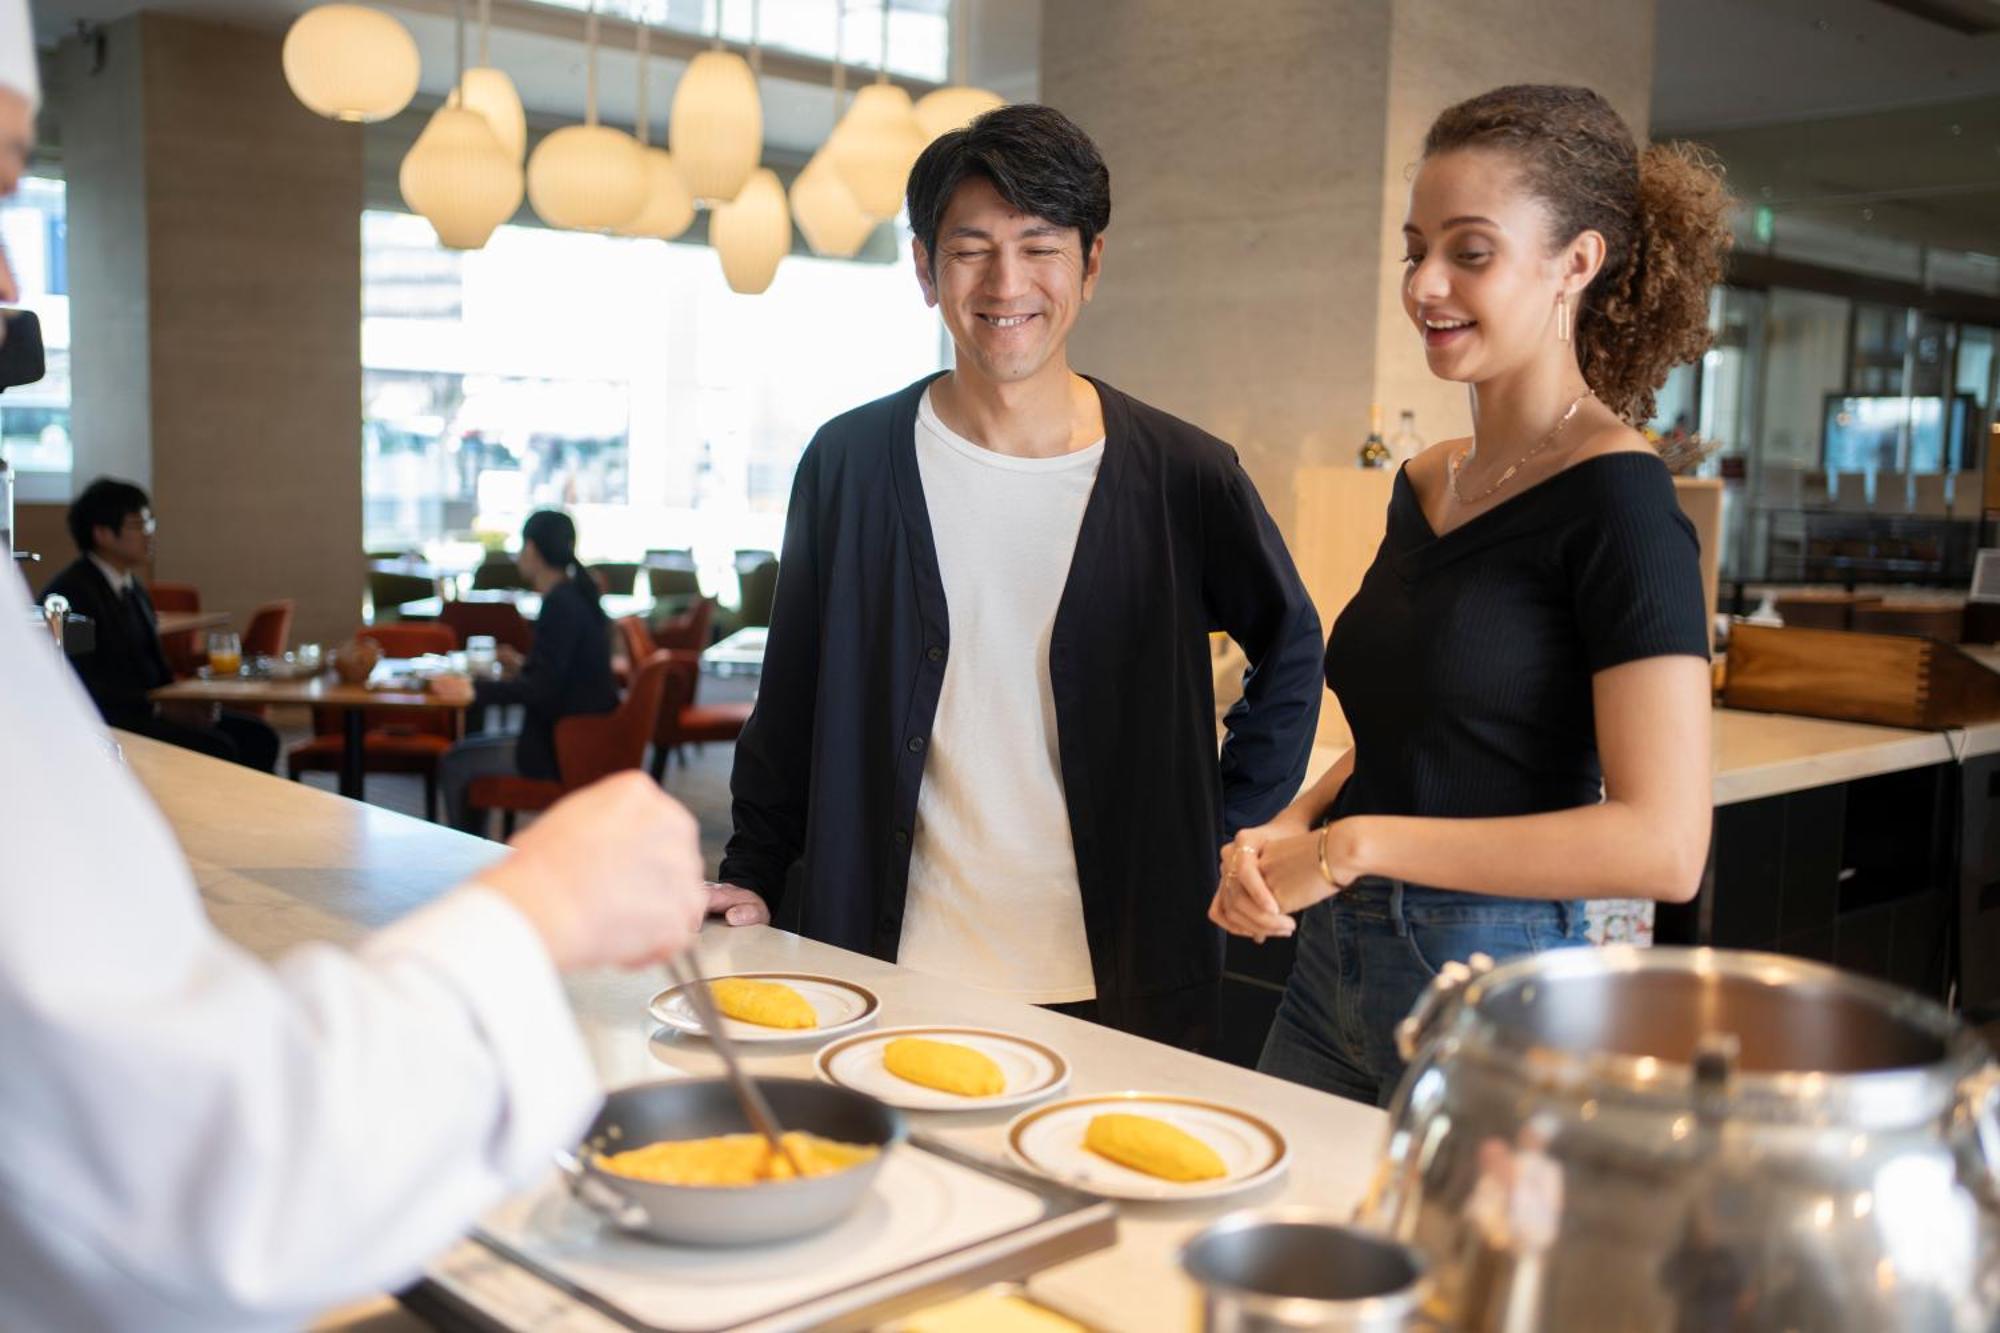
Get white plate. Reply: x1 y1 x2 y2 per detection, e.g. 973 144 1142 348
648 972 880 1044
1005 1092 1289 1202
814 1026 1071 1113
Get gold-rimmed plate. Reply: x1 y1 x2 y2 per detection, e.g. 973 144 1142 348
647 972 880 1044
1005 1092 1289 1202
815 1025 1072 1112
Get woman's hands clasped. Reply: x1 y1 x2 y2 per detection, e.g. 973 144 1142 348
1208 816 1363 941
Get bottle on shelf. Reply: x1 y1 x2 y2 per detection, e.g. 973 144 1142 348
1388 410 1424 466
1358 402 1391 469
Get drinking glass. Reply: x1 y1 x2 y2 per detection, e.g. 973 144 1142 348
207 631 243 677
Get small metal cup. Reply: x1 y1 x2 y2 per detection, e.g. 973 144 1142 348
1181 1208 1431 1332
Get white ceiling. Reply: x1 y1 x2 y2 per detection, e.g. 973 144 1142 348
1651 0 2000 133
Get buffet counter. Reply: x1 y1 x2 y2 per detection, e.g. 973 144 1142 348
121 732 1388 1333
1304 707 2000 811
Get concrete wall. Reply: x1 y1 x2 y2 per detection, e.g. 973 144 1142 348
57 16 152 492
1042 0 1655 533
55 13 364 648
1040 0 1393 515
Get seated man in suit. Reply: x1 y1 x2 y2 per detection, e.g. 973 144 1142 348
40 477 279 771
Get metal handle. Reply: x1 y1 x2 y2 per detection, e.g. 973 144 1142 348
41 592 68 655
666 953 808 1176
1395 952 1493 1063
554 1148 649 1231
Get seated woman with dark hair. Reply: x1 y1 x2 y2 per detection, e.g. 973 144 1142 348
440 510 620 834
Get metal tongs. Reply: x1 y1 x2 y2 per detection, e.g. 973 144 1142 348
666 951 809 1178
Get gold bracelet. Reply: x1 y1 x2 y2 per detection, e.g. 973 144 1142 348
1316 824 1336 887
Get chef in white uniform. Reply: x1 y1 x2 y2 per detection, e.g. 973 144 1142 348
0 25 711 1323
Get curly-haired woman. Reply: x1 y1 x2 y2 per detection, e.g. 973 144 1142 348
1210 84 1735 1106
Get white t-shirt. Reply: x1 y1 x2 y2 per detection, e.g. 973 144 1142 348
897 388 1104 1004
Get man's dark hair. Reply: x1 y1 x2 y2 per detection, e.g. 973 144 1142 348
905 103 1111 275
67 477 150 554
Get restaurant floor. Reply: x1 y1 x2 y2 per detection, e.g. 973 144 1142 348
277 671 758 872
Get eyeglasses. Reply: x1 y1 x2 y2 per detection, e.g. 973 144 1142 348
123 512 157 536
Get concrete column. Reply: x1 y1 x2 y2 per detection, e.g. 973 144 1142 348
57 12 364 648
1041 0 1654 531
1040 0 1393 513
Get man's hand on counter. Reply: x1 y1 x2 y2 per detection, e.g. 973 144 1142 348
482 771 708 972
705 881 772 927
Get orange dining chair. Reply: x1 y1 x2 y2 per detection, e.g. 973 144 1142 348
148 581 205 678
285 622 461 818
651 596 715 652
242 600 295 658
466 652 673 838
226 600 295 718
438 599 535 655
648 648 750 781
612 614 654 687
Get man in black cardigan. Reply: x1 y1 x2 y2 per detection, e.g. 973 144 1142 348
708 107 1324 1051
40 478 278 771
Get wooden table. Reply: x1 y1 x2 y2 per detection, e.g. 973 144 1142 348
157 609 231 637
121 734 1388 1333
150 665 471 801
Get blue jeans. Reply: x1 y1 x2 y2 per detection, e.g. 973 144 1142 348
1256 878 1589 1107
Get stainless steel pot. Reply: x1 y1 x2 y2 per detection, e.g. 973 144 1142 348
1360 946 2000 1331
557 1077 904 1245
1181 1208 1435 1331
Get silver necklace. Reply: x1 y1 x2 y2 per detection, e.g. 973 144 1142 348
1449 389 1594 506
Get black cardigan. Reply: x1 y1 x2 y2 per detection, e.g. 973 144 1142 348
476 577 618 781
719 374 1324 1028
40 557 173 730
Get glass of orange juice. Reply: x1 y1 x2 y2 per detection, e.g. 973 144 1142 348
207 631 243 677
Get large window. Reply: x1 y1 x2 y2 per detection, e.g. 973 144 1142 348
360 210 944 579
0 176 71 500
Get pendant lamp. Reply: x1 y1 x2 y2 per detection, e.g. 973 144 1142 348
669 0 763 204
711 166 790 294
451 0 527 164
616 10 695 241
827 3 925 218
525 0 647 231
282 4 420 123
913 0 1003 142
789 1 876 259
398 0 520 250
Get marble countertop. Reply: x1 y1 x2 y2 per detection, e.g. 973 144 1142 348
122 732 1388 1333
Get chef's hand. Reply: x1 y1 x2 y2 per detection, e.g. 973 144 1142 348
483 771 707 972
705 882 771 927
1209 815 1307 942
1257 820 1364 915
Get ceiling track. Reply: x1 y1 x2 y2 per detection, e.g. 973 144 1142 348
384 0 946 97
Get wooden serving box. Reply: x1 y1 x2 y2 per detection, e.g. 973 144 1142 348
1723 622 2000 729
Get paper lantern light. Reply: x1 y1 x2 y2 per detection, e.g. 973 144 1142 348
710 167 790 295
913 85 1003 142
453 66 527 163
282 4 420 123
827 82 927 218
399 105 523 249
669 49 764 203
789 149 876 259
